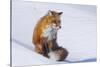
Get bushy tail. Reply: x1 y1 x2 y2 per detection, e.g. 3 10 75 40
48 47 69 61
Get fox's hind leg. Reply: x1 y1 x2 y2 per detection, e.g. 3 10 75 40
35 43 44 54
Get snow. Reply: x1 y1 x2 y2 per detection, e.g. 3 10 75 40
12 0 97 66
12 39 56 66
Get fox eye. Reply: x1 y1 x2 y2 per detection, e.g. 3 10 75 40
52 20 56 23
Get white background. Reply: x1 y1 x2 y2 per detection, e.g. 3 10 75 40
0 0 100 67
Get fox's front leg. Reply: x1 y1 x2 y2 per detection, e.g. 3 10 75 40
40 37 50 58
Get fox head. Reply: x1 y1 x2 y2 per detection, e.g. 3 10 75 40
47 10 63 30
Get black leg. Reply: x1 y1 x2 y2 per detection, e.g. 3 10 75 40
42 43 50 58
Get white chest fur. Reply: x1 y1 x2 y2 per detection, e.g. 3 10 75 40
41 24 57 41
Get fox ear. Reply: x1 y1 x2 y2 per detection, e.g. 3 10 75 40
48 10 54 16
48 10 63 16
58 12 63 15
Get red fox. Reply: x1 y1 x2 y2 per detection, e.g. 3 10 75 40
32 10 68 61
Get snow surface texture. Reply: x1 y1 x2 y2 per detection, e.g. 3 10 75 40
12 0 97 66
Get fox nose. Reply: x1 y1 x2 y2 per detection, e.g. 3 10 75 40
59 26 61 28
